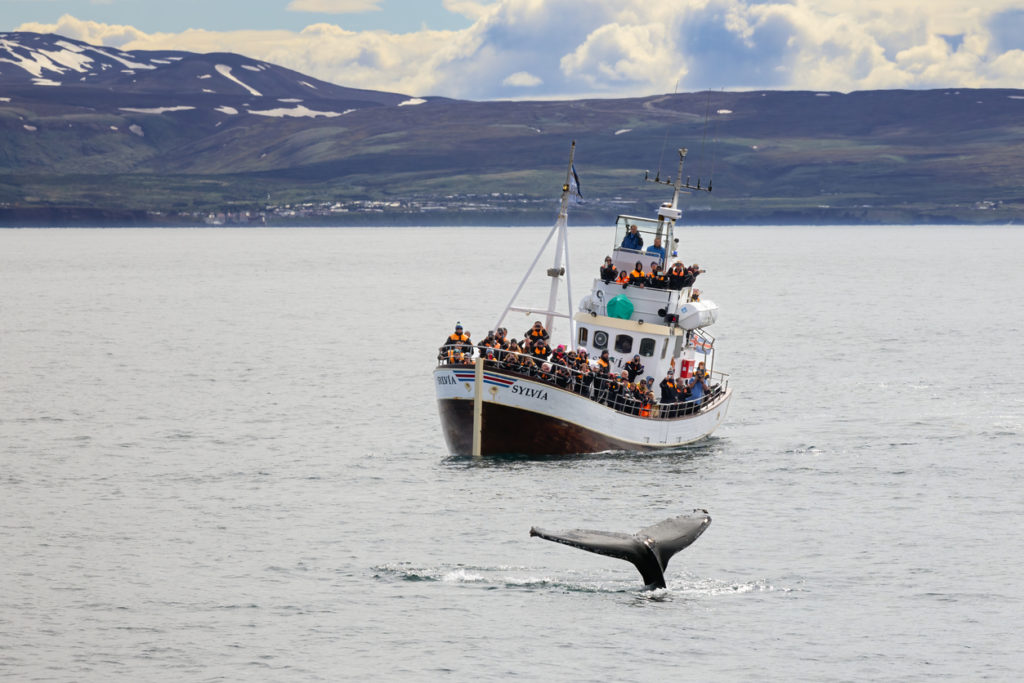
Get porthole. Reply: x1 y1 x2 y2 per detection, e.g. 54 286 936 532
614 334 633 354
593 330 608 349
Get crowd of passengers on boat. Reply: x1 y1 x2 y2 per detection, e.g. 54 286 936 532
438 321 722 419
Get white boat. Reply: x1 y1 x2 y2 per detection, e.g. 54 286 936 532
434 142 732 456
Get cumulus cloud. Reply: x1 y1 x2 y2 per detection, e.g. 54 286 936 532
503 71 542 87
15 0 1024 100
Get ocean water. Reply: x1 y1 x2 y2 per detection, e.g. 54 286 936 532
1 225 1022 681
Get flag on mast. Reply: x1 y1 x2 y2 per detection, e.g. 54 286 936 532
570 164 583 202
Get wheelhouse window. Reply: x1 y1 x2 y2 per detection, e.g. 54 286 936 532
639 338 656 357
614 334 633 354
593 330 608 350
578 327 589 345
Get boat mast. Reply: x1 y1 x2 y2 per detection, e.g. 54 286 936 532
546 141 576 340
494 141 577 342
644 148 712 259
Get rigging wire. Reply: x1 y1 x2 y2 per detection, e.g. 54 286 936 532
655 78 681 181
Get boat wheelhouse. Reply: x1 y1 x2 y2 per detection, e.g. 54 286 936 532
434 144 731 456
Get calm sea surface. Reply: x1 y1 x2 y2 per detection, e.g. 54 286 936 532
1 225 1022 681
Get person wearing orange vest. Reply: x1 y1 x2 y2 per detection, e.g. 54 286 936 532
648 263 667 289
628 261 646 287
524 320 550 343
529 339 551 362
441 322 471 364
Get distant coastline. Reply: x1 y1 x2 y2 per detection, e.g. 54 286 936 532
0 205 1015 228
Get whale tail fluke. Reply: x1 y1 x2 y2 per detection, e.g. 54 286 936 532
530 510 711 589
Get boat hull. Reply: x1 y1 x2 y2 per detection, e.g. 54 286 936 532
434 366 731 456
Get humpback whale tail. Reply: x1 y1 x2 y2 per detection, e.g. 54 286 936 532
530 510 711 589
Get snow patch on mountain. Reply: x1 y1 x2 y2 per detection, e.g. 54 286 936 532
33 78 61 86
249 105 344 118
215 106 239 115
398 98 426 106
299 81 317 89
216 64 262 97
86 45 155 71
119 106 196 114
129 124 144 137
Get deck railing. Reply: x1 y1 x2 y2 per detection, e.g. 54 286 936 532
437 345 728 419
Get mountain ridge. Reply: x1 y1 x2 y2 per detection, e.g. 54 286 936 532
2 32 1022 225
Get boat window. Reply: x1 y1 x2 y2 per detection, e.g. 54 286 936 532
578 327 588 345
639 338 656 357
593 330 608 349
614 334 633 354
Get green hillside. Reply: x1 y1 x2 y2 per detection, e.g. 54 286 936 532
3 86 1023 226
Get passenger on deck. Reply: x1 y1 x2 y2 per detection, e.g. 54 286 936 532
576 362 594 398
606 373 624 410
695 360 709 380
659 372 679 404
628 261 647 287
648 263 667 289
624 355 645 382
621 224 644 250
441 322 472 363
667 262 687 290
615 270 630 284
530 339 551 362
524 320 550 344
600 256 618 283
646 236 666 259
550 344 568 367
501 340 523 371
554 363 572 388
478 331 497 356
687 372 708 409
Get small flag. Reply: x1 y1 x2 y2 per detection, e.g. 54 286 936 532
570 164 583 202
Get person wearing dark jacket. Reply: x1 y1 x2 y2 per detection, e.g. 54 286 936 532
628 261 646 287
524 321 550 344
624 355 645 382
599 256 617 283
621 224 643 250
667 262 688 290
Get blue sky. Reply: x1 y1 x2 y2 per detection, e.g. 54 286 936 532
8 0 1024 100
2 0 471 33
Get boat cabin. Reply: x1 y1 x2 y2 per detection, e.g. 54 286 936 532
574 211 718 384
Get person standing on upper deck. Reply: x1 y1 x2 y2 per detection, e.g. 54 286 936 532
646 236 666 259
621 224 643 250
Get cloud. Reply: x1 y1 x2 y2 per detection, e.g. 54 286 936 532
15 1 1024 100
286 0 383 13
503 71 542 87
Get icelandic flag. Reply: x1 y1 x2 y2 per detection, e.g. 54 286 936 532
570 164 583 202
691 333 713 353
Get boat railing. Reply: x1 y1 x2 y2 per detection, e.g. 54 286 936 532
437 344 728 419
